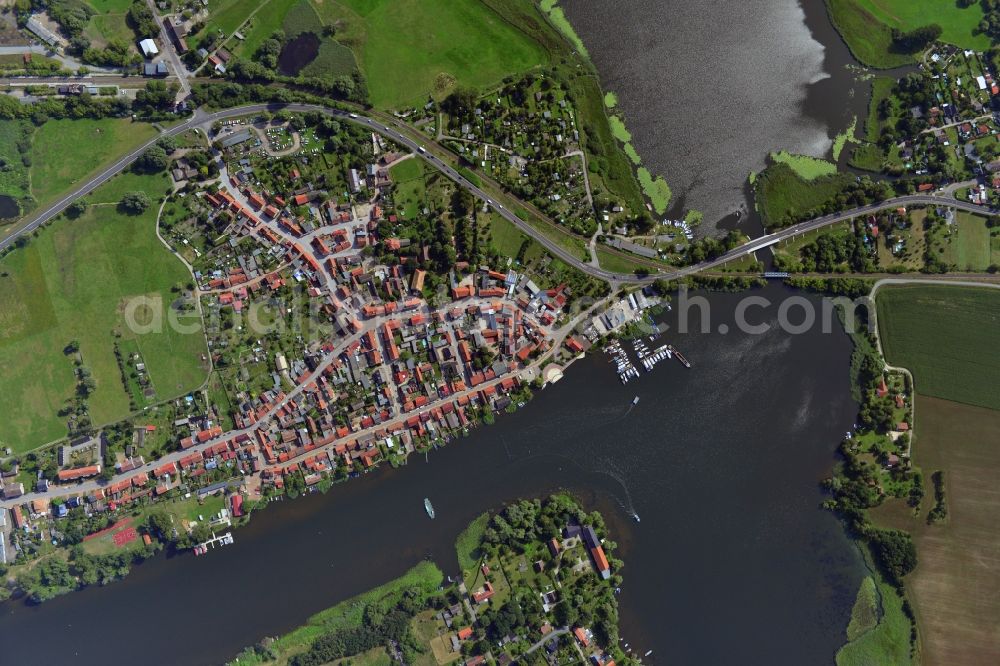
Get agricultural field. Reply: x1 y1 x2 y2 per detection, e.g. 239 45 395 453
876 285 1000 410
870 396 1000 666
309 0 547 108
0 171 209 453
30 118 158 207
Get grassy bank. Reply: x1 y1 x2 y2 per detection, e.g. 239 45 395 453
455 511 490 573
228 561 445 665
824 0 915 69
770 150 838 179
875 285 1000 410
0 171 209 453
753 162 856 228
836 567 913 666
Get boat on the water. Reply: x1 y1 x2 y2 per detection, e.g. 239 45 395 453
633 512 640 523
632 396 640 406
669 345 691 368
424 497 435 519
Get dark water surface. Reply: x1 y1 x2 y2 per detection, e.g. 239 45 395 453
0 194 19 219
0 286 865 665
278 32 321 76
561 0 868 227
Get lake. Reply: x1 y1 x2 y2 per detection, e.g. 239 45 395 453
0 195 19 220
0 285 866 665
560 0 869 228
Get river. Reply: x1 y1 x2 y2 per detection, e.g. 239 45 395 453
0 285 866 665
560 0 869 228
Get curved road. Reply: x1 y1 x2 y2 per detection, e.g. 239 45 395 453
4 102 997 284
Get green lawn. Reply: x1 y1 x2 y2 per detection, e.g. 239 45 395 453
310 0 547 108
876 285 1000 410
852 0 989 51
0 171 209 453
30 118 158 207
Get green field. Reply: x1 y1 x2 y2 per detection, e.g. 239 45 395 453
201 0 263 41
929 211 997 271
596 245 648 274
769 150 838 179
853 0 989 50
234 0 302 57
825 0 915 69
389 158 425 219
84 13 133 48
826 0 987 69
309 0 547 108
876 285 1000 410
0 171 209 453
30 118 158 207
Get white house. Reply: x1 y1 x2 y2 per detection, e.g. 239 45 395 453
139 38 159 58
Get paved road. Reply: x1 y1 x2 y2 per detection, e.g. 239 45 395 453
5 102 998 283
524 627 570 654
147 1 191 97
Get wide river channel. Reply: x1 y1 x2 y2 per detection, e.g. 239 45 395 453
1 285 867 665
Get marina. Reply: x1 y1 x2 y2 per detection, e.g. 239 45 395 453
605 338 692 382
193 532 235 556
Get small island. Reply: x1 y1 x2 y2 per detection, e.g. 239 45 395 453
229 494 634 666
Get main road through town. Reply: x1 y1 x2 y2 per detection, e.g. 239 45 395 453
3 102 997 282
